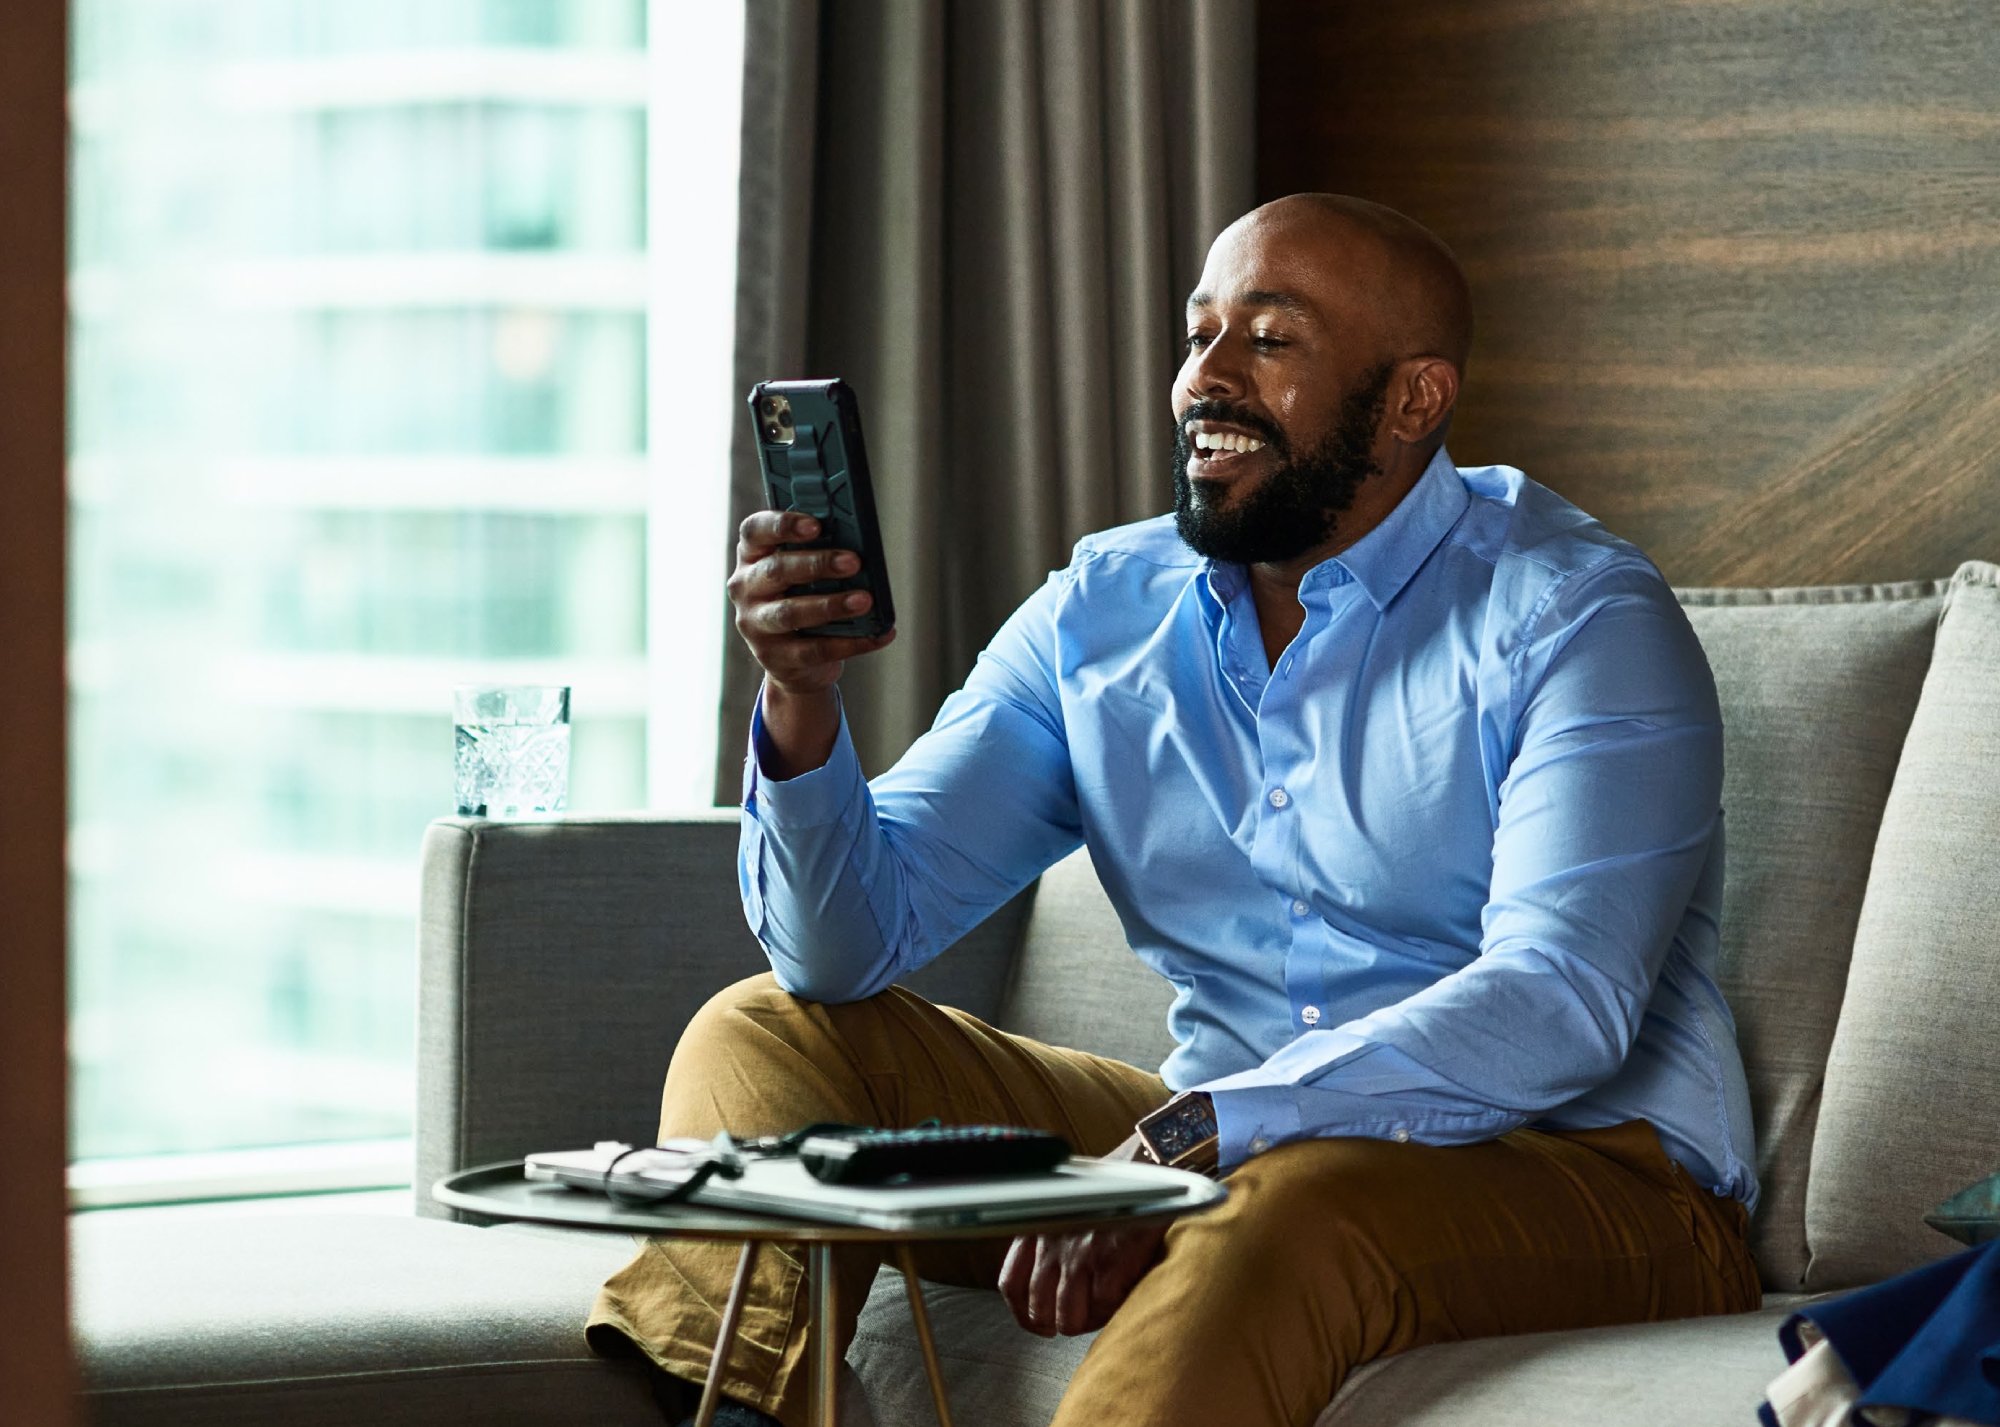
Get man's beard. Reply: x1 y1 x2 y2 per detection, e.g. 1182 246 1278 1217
1172 362 1393 565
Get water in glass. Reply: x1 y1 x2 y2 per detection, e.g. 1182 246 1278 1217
453 685 571 817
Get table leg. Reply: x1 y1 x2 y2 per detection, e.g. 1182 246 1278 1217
809 1243 839 1427
694 1241 760 1427
893 1244 955 1427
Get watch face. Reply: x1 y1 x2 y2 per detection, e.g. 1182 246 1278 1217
1145 1097 1217 1159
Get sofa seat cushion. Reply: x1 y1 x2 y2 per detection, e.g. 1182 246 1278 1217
846 1272 1802 1427
72 1212 659 1427
1321 1300 1802 1425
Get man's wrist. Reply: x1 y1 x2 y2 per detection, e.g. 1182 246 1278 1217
1134 1091 1220 1176
755 682 842 781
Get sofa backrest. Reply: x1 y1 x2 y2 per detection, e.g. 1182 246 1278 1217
1803 562 2000 1290
1679 577 1948 1288
994 571 1962 1294
998 845 1178 1071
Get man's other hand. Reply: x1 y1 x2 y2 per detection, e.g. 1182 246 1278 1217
727 510 895 698
997 1133 1170 1337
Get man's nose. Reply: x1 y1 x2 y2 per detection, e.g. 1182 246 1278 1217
1186 335 1245 401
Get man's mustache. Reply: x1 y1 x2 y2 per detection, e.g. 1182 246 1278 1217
1177 401 1285 452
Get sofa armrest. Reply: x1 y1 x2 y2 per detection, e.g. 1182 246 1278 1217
415 812 1032 1219
416 812 763 1217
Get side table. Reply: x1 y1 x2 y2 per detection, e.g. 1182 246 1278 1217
435 1161 1224 1427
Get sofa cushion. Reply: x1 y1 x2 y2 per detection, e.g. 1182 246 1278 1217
72 1212 658 1427
1807 561 2000 1290
1317 1299 1802 1425
846 1273 1800 1427
1676 578 1948 1290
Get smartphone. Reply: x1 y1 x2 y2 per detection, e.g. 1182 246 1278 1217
748 378 895 639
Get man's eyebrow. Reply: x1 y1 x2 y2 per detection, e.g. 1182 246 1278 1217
1184 288 1315 321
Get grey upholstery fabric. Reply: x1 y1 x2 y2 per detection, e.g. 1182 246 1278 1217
1316 1301 1804 1427
847 1272 1804 1427
997 844 1179 1072
416 813 1032 1218
72 1213 655 1427
1806 561 2000 1289
847 1274 1093 1427
1676 579 1948 1289
416 813 762 1218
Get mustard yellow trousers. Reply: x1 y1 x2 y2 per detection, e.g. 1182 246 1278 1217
587 975 1759 1427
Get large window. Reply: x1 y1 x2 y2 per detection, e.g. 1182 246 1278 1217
68 0 741 1197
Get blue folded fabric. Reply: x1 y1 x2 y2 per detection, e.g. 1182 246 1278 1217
1778 1241 2000 1424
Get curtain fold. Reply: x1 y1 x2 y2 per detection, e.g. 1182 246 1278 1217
716 0 1256 801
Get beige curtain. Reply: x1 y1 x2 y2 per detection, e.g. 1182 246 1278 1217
715 0 1256 800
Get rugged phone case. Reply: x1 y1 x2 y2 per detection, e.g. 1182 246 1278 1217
748 378 895 639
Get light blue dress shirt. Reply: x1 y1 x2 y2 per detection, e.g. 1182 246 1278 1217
739 449 1759 1207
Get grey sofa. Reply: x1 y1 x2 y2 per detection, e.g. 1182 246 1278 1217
72 562 2000 1426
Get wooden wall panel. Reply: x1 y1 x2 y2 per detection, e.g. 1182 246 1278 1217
0 0 72 1421
1257 0 2000 586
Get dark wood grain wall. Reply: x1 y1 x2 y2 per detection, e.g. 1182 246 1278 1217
1258 0 2000 587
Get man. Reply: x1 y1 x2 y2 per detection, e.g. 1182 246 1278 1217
588 194 1761 1427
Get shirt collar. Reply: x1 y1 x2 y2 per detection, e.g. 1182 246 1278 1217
1197 447 1468 619
1317 446 1469 611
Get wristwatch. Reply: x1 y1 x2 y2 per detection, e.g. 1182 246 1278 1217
1134 1090 1220 1175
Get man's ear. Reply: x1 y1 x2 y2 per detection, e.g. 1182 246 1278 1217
1390 357 1460 446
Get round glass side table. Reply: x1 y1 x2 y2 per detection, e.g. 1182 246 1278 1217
435 1161 1227 1427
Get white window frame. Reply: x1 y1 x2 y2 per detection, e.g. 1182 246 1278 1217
68 1138 413 1210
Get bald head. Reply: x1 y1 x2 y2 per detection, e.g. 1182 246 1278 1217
1236 193 1473 371
1173 195 1474 568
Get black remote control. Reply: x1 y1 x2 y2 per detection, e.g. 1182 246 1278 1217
796 1126 1071 1185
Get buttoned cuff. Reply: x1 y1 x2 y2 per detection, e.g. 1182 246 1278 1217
744 687 866 831
1203 1084 1303 1170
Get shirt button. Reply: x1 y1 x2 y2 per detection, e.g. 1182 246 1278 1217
1291 898 1309 917
1267 787 1290 809
1250 1137 1271 1155
1300 1005 1321 1026
1392 1128 1411 1143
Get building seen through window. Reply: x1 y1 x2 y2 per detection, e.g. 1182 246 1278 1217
67 0 734 1180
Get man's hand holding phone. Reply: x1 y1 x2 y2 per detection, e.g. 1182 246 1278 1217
727 510 895 780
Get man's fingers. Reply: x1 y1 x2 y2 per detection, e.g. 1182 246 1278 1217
750 547 862 595
1000 1230 1161 1338
736 509 821 564
750 589 873 637
998 1235 1034 1326
1051 1233 1097 1336
1025 1236 1064 1337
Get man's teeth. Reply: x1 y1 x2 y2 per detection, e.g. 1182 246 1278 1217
1192 431 1265 454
